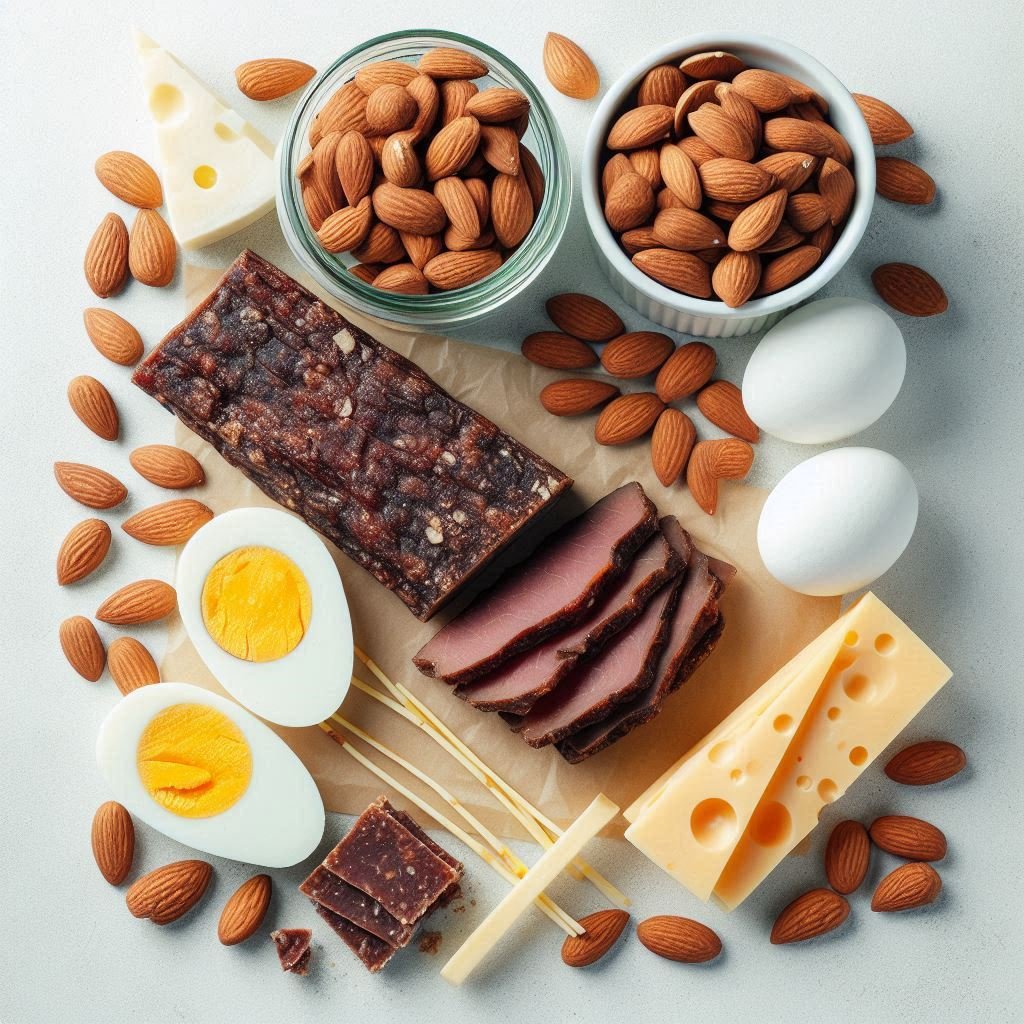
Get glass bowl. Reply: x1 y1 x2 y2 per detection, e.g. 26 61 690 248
277 29 571 329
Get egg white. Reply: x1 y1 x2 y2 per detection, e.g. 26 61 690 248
177 507 352 727
96 683 325 867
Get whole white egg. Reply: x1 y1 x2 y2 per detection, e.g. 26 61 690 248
97 683 325 866
743 298 906 444
757 447 918 596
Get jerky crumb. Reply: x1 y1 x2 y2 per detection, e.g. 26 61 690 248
418 931 443 955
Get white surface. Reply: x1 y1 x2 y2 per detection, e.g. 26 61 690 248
1 1 1021 1022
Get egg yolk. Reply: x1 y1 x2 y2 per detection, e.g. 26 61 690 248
136 703 252 818
201 546 312 662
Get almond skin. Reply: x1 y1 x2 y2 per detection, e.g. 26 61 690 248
521 332 598 370
465 87 530 124
418 47 488 81
651 408 696 486
632 249 712 298
380 131 421 188
884 740 966 786
653 208 726 251
126 860 213 925
561 909 630 967
218 875 273 945
818 158 857 224
85 213 129 298
54 462 127 509
83 308 144 366
374 263 430 294
107 636 160 695
57 518 111 585
423 249 501 291
696 380 759 442
871 263 948 316
122 499 214 546
679 50 746 80
129 445 205 489
539 378 620 416
94 151 162 208
594 392 664 445
756 245 821 296
608 105 674 151
655 341 717 402
491 172 534 248
852 93 914 145
68 376 119 441
875 157 936 205
728 188 788 251
757 152 819 192
96 579 177 625
637 65 687 108
128 208 176 287
825 820 871 894
688 102 755 161
732 69 793 112
317 197 374 253
699 157 776 202
636 915 722 963
373 182 447 235
869 815 947 862
336 130 374 206
687 438 754 515
604 172 655 232
236 58 316 101
542 32 600 100
771 888 850 944
871 862 941 912
59 615 105 681
600 331 674 379
660 143 702 209
762 117 831 156
546 294 624 342
713 250 761 307
92 802 135 885
425 116 481 180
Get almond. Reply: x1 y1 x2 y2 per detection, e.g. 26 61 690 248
774 72 817 104
54 462 127 509
678 134 721 168
783 192 829 233
439 79 478 125
818 158 857 224
401 231 444 269
771 888 850 944
520 146 545 208
68 376 119 441
122 499 214 546
816 121 853 165
651 408 696 486
83 308 144 366
108 636 160 695
717 85 762 150
365 83 417 135
638 65 687 107
627 149 661 191
92 802 135 885
809 221 835 255
659 143 702 209
853 93 913 145
631 249 712 297
546 294 624 342
728 188 788 251
696 380 759 442
84 213 129 298
126 860 213 925
311 81 368 143
218 875 273 946
732 69 793 112
688 102 755 161
686 438 754 515
465 87 530 124
236 58 315 101
128 209 176 287
679 50 745 81
542 33 600 100
594 392 664 445
334 130 374 206
824 820 871 894
354 61 418 94
59 615 105 681
655 341 717 401
129 445 205 489
757 151 818 192
604 172 655 232
539 378 620 416
521 331 597 369
607 105 674 151
491 173 534 247
317 197 374 253
875 157 936 205
758 220 806 253
763 117 831 155
373 182 447 235
301 180 333 231
600 332 674 379
312 131 345 208
97 579 177 625
621 225 661 254
871 263 948 316
561 909 630 967
636 915 722 963
884 740 966 786
379 131 421 188
713 250 761 307
373 263 430 294
406 74 440 141
704 198 746 222
350 263 381 284
418 47 488 81
444 225 495 252
353 222 406 265
871 862 941 913
755 245 821 295
653 207 725 251
57 518 111 585
424 116 481 180
478 125 521 176
698 157 775 202
869 815 947 862
423 249 501 291
672 80 721 135
94 151 162 208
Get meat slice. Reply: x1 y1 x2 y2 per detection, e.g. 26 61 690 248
454 528 684 714
413 482 658 686
314 904 399 973
299 866 414 948
517 564 684 747
385 803 464 908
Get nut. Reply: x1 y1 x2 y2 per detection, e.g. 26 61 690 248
771 888 850 944
636 915 722 963
218 875 273 945
561 909 630 967
126 860 213 925
884 740 966 786
92 801 135 885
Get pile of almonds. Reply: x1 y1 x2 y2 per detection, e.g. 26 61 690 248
297 47 544 294
523 291 758 514
599 51 857 307
770 739 966 944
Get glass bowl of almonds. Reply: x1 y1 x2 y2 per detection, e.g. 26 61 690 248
277 30 571 328
581 32 876 338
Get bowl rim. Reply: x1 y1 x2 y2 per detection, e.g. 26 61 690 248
581 30 876 321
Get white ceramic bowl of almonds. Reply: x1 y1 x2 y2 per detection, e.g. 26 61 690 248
581 32 876 338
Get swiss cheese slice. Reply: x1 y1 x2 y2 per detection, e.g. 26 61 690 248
713 593 951 909
133 30 276 249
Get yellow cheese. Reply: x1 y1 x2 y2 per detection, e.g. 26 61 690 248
713 593 951 908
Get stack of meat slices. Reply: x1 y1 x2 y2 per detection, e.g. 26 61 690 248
413 482 735 763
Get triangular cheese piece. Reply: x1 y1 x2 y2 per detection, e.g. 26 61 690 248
133 29 276 249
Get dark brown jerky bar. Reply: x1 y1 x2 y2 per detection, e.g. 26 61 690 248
131 250 572 620
382 802 464 908
314 904 398 973
299 865 414 948
322 800 460 925
270 928 312 975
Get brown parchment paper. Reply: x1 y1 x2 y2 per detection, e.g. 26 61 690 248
160 264 840 839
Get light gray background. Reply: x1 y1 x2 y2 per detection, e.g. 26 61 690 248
2 1 1021 1021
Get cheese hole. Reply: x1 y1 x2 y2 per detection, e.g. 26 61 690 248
817 778 838 803
749 801 792 847
707 740 735 765
729 769 744 784
214 121 240 141
149 83 185 122
827 706 841 721
874 633 896 654
194 165 218 189
849 745 868 766
842 673 875 702
773 714 794 734
844 630 859 646
796 775 812 791
690 798 738 850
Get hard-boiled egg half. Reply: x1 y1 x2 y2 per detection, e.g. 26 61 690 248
96 683 325 866
176 507 352 726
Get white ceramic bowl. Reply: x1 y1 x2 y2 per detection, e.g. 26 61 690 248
581 32 876 338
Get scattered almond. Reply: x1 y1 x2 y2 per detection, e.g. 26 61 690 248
59 615 105 681
107 636 160 695
94 151 162 208
57 518 111 585
600 331 674 379
655 341 717 401
539 378 619 416
84 213 130 298
651 409 696 486
824 820 871 894
542 32 600 100
686 438 754 515
219 875 273 946
871 862 941 913
122 499 214 546
522 332 597 370
561 909 629 967
68 375 119 441
869 815 947 862
126 860 213 925
636 915 722 963
129 445 205 489
546 294 624 343
771 888 850 944
594 392 664 445
128 208 176 287
885 740 966 786
875 157 936 205
853 93 913 145
92 801 135 885
54 461 127 509
96 579 177 625
696 380 759 442
83 307 144 365
236 58 316 101
871 263 948 316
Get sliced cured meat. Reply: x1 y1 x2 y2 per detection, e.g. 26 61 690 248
518 565 683 748
385 802 464 907
299 866 414 947
314 904 399 973
454 528 684 713
413 483 658 686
